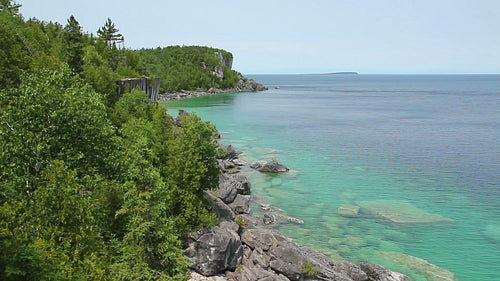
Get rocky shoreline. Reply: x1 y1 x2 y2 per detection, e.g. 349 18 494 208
183 131 413 281
158 77 268 101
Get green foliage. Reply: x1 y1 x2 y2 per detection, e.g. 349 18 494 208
0 8 32 89
97 18 123 48
165 113 220 233
235 216 246 228
135 46 241 92
301 260 318 277
0 6 233 280
63 15 84 74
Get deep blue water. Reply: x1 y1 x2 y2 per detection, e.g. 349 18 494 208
166 74 500 281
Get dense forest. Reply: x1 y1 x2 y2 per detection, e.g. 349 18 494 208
0 1 230 280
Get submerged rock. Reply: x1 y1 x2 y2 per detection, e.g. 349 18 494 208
360 263 412 281
377 251 457 281
483 224 500 244
357 200 453 224
336 204 361 217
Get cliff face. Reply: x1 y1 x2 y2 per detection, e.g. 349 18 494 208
215 51 233 69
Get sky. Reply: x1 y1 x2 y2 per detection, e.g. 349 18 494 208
18 0 500 74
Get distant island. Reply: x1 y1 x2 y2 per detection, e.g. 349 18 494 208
328 71 358 75
307 72 359 75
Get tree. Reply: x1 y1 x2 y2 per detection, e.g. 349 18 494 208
0 65 119 200
0 0 21 15
97 18 123 48
0 5 32 89
165 113 219 233
63 15 84 74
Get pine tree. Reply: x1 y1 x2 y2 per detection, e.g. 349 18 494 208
63 15 84 74
0 0 21 15
97 18 123 48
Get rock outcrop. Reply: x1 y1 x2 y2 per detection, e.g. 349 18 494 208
159 77 267 102
184 224 244 276
251 159 290 173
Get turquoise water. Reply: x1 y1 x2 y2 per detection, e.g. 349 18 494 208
165 75 500 281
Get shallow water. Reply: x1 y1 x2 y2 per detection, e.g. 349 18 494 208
165 74 500 280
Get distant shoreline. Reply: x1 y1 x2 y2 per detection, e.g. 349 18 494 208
309 71 359 75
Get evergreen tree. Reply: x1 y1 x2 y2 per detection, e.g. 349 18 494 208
63 15 84 74
97 18 123 48
0 0 21 15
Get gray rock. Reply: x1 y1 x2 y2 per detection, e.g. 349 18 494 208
256 159 290 173
204 191 235 221
221 159 236 170
188 272 228 281
263 213 276 225
360 263 412 281
216 184 238 204
333 261 368 281
219 174 252 195
269 240 353 281
219 220 240 234
270 213 305 225
229 194 251 214
237 214 266 228
232 159 248 166
247 247 271 269
250 161 266 169
226 265 289 281
226 145 238 160
241 227 287 251
185 226 244 276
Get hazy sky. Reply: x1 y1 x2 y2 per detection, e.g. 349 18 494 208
19 0 500 74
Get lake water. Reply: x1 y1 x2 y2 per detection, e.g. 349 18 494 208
165 74 500 281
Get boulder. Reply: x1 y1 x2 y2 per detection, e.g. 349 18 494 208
204 191 235 221
184 226 244 276
360 263 412 281
254 159 290 173
219 174 252 195
226 265 290 281
333 261 368 281
241 227 287 251
216 184 238 204
247 246 272 269
229 194 251 214
269 240 353 281
226 145 238 160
